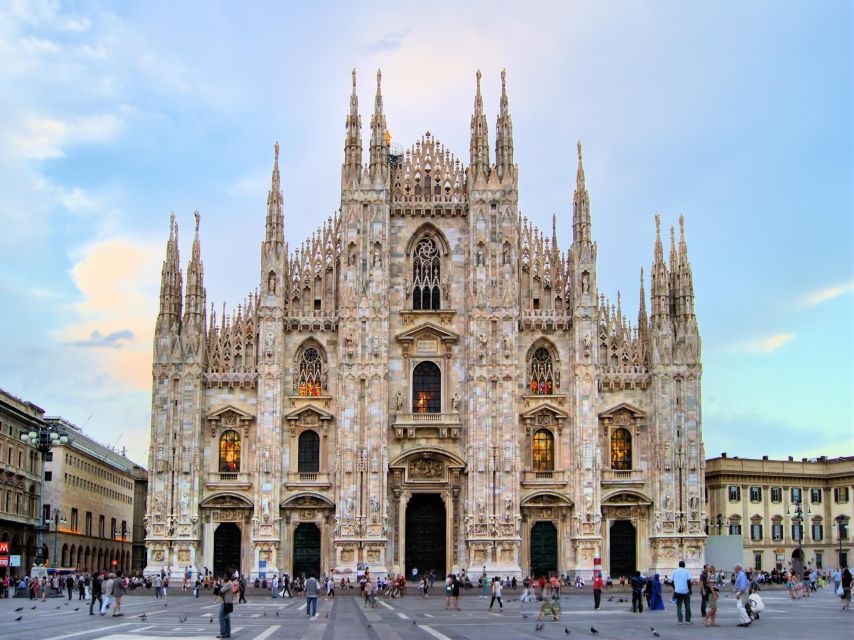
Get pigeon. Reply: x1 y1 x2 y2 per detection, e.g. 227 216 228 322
74 607 79 611
565 629 571 635
15 607 23 612
275 610 279 617
164 603 168 607
650 628 655 632
608 596 614 602
262 611 267 617
591 627 599 634
412 620 417 625
653 633 660 638
15 616 23 622
30 606 37 610
55 606 61 610
64 602 69 606
179 616 187 623
535 622 545 631
522 613 529 618
210 617 214 624
139 614 147 621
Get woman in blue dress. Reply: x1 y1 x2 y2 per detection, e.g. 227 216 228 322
649 573 666 610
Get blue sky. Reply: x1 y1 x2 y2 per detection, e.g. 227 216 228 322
0 1 850 465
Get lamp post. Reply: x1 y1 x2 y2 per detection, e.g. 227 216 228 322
832 515 847 568
120 521 127 574
51 508 66 568
786 498 811 575
21 426 70 566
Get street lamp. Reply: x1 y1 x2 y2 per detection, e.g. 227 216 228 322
21 426 70 566
832 515 848 568
786 498 812 574
120 521 127 573
51 508 67 569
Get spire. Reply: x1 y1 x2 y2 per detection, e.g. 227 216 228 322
668 224 678 317
369 68 388 179
183 211 206 325
343 68 362 178
157 213 182 331
650 214 670 320
469 69 490 181
638 267 649 339
572 141 591 244
265 142 285 248
495 68 514 181
676 214 695 318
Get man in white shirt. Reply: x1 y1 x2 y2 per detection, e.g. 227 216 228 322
671 560 693 624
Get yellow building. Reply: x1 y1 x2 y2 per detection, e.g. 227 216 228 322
705 454 853 572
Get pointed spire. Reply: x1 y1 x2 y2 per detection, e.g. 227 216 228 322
572 141 591 245
638 266 649 340
265 141 285 248
343 68 362 178
157 213 182 331
650 214 670 320
495 68 514 181
183 211 206 326
369 68 388 179
469 69 490 180
676 214 695 318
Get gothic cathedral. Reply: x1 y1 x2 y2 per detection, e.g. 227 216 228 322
144 70 705 580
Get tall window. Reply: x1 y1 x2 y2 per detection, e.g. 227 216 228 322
835 487 850 503
529 347 555 395
750 523 763 540
811 523 823 541
218 430 241 472
749 486 762 502
412 361 441 413
810 488 822 503
298 430 320 473
772 523 783 540
297 346 323 396
412 237 441 310
610 428 632 470
532 429 554 471
728 486 741 502
791 487 802 503
770 487 782 502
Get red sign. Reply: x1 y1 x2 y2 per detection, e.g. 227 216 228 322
111 560 118 566
0 542 9 554
0 556 9 567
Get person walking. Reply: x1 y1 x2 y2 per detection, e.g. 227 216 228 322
734 563 752 627
630 571 646 612
592 572 605 610
162 575 169 601
841 567 852 610
78 574 86 600
305 574 319 617
832 568 841 594
489 576 503 610
444 574 454 609
703 584 719 627
100 574 115 616
153 574 162 599
282 574 292 598
89 572 103 615
66 574 74 601
699 564 709 617
649 573 665 610
326 576 335 599
215 576 234 639
111 572 126 617
452 572 462 611
672 560 692 624
271 574 279 598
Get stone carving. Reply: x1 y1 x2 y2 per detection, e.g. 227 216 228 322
344 334 355 357
503 334 512 358
409 458 443 480
451 393 460 412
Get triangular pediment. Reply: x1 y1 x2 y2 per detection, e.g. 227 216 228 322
599 402 646 419
394 321 459 343
284 404 334 422
520 401 569 420
206 404 254 422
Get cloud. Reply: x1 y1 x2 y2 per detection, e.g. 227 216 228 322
11 113 126 159
68 329 134 349
366 30 410 52
802 280 854 306
732 332 795 353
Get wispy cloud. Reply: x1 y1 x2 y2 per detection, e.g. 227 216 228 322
802 281 854 307
366 30 409 52
68 329 134 349
732 332 795 354
11 113 126 159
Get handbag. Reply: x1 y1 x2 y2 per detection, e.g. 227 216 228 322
837 584 844 596
224 602 233 614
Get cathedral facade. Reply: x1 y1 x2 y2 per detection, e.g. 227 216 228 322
144 70 705 581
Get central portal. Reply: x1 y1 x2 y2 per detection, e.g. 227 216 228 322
530 521 558 578
213 522 241 578
293 523 321 579
609 520 637 579
405 493 446 578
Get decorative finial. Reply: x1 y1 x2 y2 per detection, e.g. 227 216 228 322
577 140 583 160
655 213 661 234
352 67 356 88
670 225 676 245
679 213 685 234
169 212 176 239
194 210 200 233
274 141 279 161
476 68 482 92
376 68 382 90
501 68 506 90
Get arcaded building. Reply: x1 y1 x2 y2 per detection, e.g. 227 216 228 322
144 70 705 580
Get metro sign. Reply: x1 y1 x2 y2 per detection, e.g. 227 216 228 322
0 542 9 554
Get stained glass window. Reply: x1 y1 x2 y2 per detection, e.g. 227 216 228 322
298 430 320 473
532 429 554 471
218 430 241 472
412 361 441 413
412 237 441 310
529 347 554 395
610 428 632 470
297 346 323 396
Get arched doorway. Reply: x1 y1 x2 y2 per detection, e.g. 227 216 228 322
530 521 558 578
609 520 637 578
214 523 242 578
791 548 805 577
405 493 446 577
293 523 321 579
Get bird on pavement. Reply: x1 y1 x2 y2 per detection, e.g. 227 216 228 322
55 606 61 609
164 603 168 607
15 616 23 622
565 629 571 635
412 620 416 625
179 616 188 623
262 611 267 617
210 617 214 624
275 610 279 617
139 614 147 621
653 633 660 638
14 607 23 612
535 622 544 631
522 613 529 619
74 608 79 612
30 606 37 610
607 597 614 602
591 627 599 634
64 602 69 606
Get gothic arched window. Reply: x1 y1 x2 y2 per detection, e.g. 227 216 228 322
412 361 441 413
529 347 555 395
610 428 632 470
298 430 320 473
297 346 323 397
412 237 441 310
218 430 241 472
532 429 554 471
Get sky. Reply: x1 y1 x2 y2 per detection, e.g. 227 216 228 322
0 1 851 467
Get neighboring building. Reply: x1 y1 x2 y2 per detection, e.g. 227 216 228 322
705 454 854 572
0 389 45 578
43 417 137 573
132 465 148 572
145 70 705 580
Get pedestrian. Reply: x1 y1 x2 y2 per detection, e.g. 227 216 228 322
489 576 503 610
703 584 719 626
89 572 103 615
733 563 751 627
748 586 764 619
444 574 454 609
630 571 646 612
194 576 202 598
592 572 605 609
809 568 817 592
841 567 852 610
78 574 86 600
41 576 47 602
452 572 462 610
100 574 115 615
649 573 665 610
326 576 335 599
832 567 842 594
671 560 692 624
215 575 234 639
411 566 418 583
271 574 279 598
154 574 162 598
111 572 126 617
305 573 319 617
699 564 709 617
282 574 293 598
162 575 169 601
421 575 429 599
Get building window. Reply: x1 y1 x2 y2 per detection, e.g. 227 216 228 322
86 512 92 536
792 523 803 541
750 524 763 540
754 552 762 571
728 486 741 502
532 429 554 472
99 515 105 538
816 552 823 569
812 523 823 541
218 430 241 472
411 236 441 310
749 486 762 502
297 430 320 473
110 518 116 540
810 488 822 504
791 487 802 503
834 487 850 503
120 520 127 539
296 346 323 396
529 347 555 395
839 522 850 539
729 522 742 536
70 508 79 532
412 361 441 413
772 523 783 541
770 487 782 502
610 428 632 470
